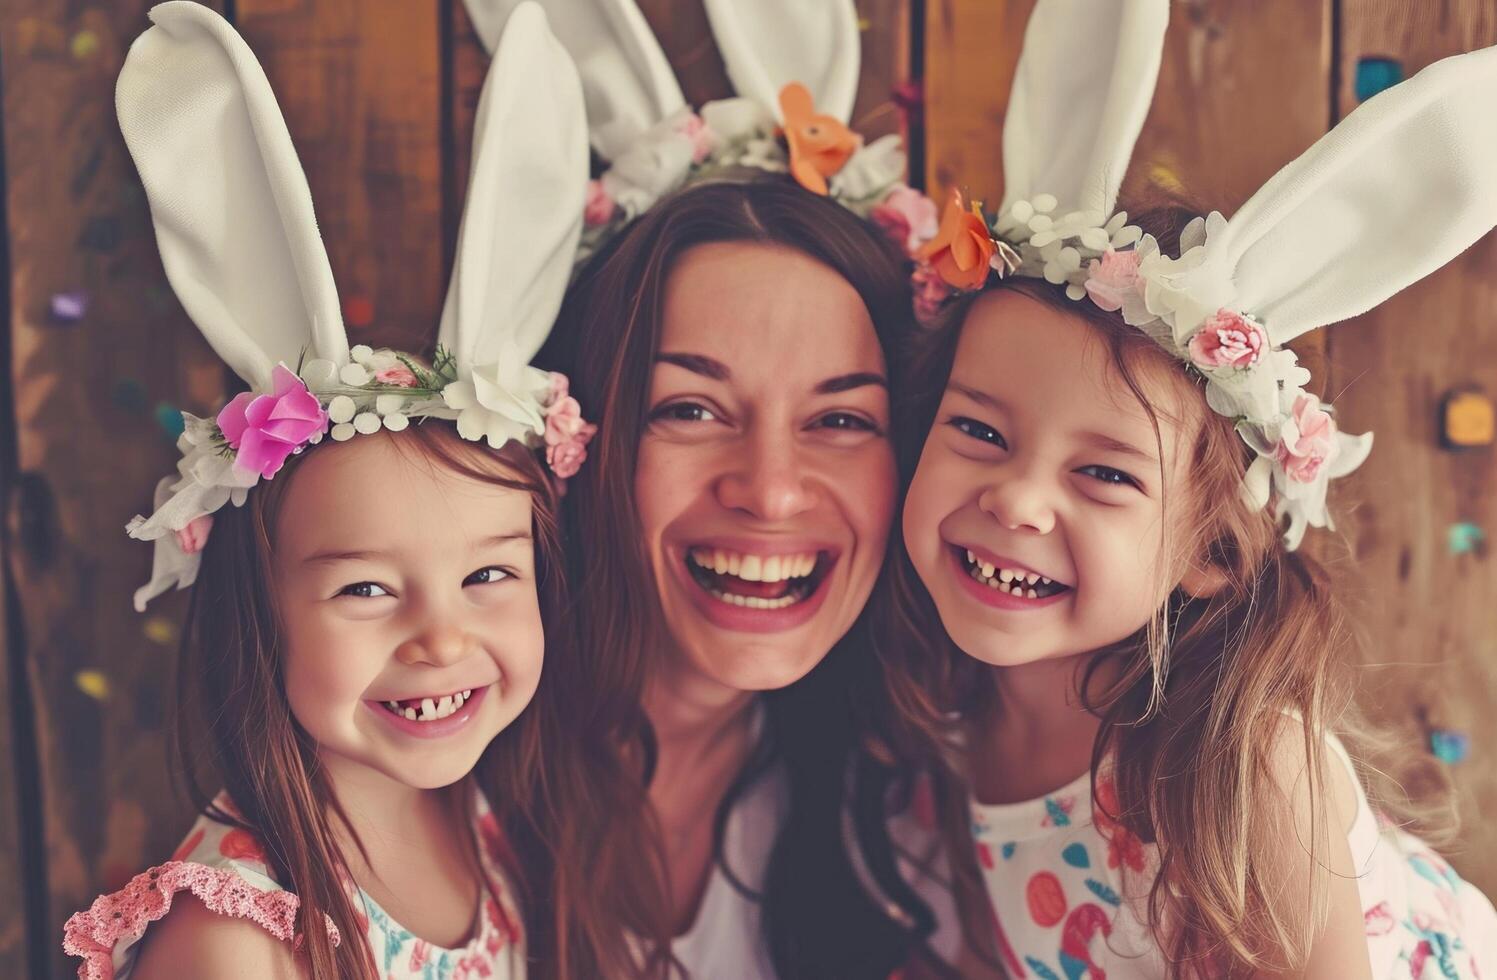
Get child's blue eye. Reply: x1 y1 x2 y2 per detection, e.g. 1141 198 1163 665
1078 465 1140 489
340 582 390 598
464 566 512 586
947 415 1007 449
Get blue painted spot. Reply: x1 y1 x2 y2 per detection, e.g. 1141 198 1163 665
1062 843 1090 869
1059 951 1090 980
1001 841 1017 860
1085 878 1122 906
1355 57 1403 102
1025 956 1062 980
1044 797 1072 827
1430 729 1470 765
1448 522 1486 556
154 402 185 440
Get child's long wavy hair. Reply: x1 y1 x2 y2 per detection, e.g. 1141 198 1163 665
871 201 1454 977
172 422 564 979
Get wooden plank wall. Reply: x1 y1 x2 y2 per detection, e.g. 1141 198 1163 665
0 2 908 975
926 0 1497 898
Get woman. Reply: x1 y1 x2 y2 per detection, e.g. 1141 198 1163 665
520 178 957 979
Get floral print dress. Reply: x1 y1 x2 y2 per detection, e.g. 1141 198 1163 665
62 785 524 980
970 737 1497 979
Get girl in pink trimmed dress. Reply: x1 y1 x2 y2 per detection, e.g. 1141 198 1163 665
63 2 593 977
876 0 1497 976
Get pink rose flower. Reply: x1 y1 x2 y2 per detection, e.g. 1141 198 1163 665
544 396 586 446
217 364 329 479
546 371 570 406
676 112 715 164
1083 249 1141 312
870 184 940 257
174 514 214 555
1275 394 1338 484
374 364 419 387
583 179 617 227
1188 308 1267 370
911 261 953 322
546 422 597 479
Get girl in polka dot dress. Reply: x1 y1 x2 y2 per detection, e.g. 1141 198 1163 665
62 3 593 977
877 0 1497 976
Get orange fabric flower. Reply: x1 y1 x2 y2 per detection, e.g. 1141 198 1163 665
916 191 996 290
779 82 861 195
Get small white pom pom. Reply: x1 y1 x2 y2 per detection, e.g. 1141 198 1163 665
349 344 374 364
383 412 410 433
1043 262 1067 285
1027 214 1053 233
1032 193 1058 213
1057 247 1081 272
1009 200 1034 222
353 412 382 435
331 422 356 442
327 395 356 424
1112 226 1143 248
1065 283 1088 301
300 359 338 389
339 363 370 387
1029 230 1058 249
374 394 406 416
1079 227 1110 251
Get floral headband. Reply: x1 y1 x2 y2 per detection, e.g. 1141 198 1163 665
913 191 1370 552
578 81 936 265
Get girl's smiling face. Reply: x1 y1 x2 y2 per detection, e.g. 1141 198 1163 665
902 289 1217 669
272 432 544 791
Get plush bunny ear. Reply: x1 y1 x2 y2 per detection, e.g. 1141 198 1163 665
701 0 859 123
437 1 587 371
116 1 348 392
1174 44 1497 344
1001 0 1169 216
462 0 683 162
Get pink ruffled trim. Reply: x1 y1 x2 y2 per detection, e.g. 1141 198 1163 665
62 861 340 980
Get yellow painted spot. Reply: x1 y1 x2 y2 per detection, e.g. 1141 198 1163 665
1147 161 1185 195
75 670 111 701
1444 391 1494 447
143 617 178 647
71 30 100 60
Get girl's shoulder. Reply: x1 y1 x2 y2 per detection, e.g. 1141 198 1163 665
61 796 336 980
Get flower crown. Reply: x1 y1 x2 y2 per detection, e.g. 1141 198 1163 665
578 82 938 265
915 191 1372 551
125 346 594 610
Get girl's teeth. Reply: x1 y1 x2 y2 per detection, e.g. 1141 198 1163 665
998 569 1015 583
404 707 417 720
421 697 436 719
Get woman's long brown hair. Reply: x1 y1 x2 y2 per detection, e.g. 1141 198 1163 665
174 423 564 979
871 202 1454 977
524 177 943 979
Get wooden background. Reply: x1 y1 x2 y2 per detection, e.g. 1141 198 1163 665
1 1 1492 976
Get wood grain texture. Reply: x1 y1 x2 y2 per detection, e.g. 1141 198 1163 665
0 4 226 975
1332 0 1497 895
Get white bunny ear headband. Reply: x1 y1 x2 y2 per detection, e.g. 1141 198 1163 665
920 0 1497 550
463 0 937 266
116 0 591 610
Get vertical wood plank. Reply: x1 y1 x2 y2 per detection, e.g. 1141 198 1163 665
1334 0 1497 895
1 4 226 974
236 0 445 356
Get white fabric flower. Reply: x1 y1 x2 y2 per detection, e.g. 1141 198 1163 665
600 108 701 219
829 134 906 204
441 351 549 449
700 97 775 144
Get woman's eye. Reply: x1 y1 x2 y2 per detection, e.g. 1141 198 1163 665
1078 465 1141 489
815 412 879 433
339 582 390 599
650 401 718 424
464 566 512 587
947 415 1007 449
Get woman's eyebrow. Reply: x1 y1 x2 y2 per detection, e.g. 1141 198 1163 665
656 351 730 380
815 372 887 395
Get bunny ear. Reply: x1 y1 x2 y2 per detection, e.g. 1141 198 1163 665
702 0 859 122
1178 44 1497 344
115 1 348 392
1001 0 1169 216
437 1 587 371
461 0 684 161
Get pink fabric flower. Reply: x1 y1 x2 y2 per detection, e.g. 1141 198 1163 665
217 364 329 480
544 396 587 446
546 422 597 479
676 112 715 163
584 179 617 227
911 261 953 322
1083 249 1142 312
373 364 419 387
1275 394 1338 484
1188 308 1267 370
870 184 940 257
546 371 570 405
174 515 213 555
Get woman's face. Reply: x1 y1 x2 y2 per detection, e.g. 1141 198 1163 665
634 241 897 694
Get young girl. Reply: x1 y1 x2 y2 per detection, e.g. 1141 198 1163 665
882 1 1497 976
63 3 592 977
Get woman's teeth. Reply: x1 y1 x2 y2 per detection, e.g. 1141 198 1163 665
964 550 1067 599
381 689 474 722
687 547 821 608
691 548 818 582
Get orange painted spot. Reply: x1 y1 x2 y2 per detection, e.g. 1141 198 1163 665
1026 870 1068 928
